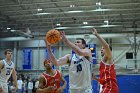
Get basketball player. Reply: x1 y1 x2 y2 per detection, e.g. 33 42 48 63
91 28 119 93
0 49 17 93
45 31 93 93
36 59 66 93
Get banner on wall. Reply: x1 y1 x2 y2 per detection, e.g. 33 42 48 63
23 48 32 69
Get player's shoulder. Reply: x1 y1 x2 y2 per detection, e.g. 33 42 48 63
39 75 45 81
55 70 63 78
55 69 61 74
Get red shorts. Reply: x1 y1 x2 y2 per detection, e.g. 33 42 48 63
101 81 119 93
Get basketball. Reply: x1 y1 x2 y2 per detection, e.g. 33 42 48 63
46 29 61 44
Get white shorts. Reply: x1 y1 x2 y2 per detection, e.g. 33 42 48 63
70 89 92 93
0 82 8 93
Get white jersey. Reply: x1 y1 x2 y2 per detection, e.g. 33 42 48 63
0 59 15 83
69 52 92 89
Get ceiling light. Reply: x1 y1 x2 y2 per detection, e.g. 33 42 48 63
96 2 101 6
37 8 43 11
96 2 101 9
54 25 122 29
104 20 109 25
80 26 93 28
83 22 88 24
56 23 61 26
55 27 70 29
33 13 51 15
10 30 16 32
7 28 11 30
66 10 83 13
99 25 121 27
91 9 112 12
70 5 75 7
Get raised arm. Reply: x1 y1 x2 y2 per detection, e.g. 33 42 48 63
60 31 91 56
91 28 112 60
44 39 70 66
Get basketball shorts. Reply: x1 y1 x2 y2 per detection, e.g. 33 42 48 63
0 81 8 93
70 88 92 93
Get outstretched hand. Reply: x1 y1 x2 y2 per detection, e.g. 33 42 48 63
60 31 67 42
91 28 98 36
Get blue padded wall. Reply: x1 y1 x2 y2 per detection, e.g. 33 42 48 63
117 75 140 93
63 75 140 93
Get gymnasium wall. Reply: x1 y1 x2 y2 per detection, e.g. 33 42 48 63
0 39 140 93
63 75 140 93
0 40 140 71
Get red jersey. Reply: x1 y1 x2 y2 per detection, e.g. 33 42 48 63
42 70 61 93
99 61 119 93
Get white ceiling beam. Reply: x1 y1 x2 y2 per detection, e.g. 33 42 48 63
0 2 139 8
0 37 31 41
0 33 127 41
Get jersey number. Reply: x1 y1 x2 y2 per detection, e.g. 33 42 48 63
6 70 11 75
77 64 82 72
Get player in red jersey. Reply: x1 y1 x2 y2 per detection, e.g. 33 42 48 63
36 59 66 93
92 28 119 93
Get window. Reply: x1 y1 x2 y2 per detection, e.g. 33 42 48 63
126 52 133 59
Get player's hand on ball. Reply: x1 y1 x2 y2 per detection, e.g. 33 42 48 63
45 86 55 92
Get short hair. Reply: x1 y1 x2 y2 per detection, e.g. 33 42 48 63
43 59 51 66
76 38 86 48
4 49 12 55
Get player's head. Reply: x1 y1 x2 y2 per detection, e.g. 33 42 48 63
75 38 86 49
5 49 12 59
101 45 112 57
43 59 53 70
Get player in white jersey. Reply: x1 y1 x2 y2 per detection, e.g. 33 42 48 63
45 31 93 93
0 49 17 93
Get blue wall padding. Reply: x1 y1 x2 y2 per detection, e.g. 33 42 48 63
63 75 140 93
117 75 140 93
